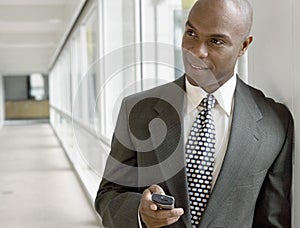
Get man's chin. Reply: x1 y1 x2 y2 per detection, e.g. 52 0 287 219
186 75 220 92
186 72 217 86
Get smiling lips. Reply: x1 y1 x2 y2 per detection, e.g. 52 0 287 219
190 63 209 71
184 51 210 71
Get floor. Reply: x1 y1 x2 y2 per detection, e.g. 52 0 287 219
0 123 103 228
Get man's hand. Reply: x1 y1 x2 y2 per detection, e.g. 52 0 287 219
139 184 184 228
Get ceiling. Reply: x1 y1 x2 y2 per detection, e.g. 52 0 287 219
0 0 86 76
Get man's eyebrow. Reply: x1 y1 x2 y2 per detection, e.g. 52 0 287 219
186 20 231 41
185 20 196 30
210 34 230 40
185 21 229 39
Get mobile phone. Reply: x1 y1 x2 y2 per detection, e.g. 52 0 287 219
151 193 175 210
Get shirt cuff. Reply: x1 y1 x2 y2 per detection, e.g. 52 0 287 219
138 209 143 228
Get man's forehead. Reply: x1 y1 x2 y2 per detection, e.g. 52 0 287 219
190 0 253 36
190 0 241 21
188 1 250 38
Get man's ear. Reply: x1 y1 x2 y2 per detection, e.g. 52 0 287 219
238 36 253 57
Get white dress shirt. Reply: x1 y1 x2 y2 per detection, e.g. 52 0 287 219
184 75 236 188
138 75 237 227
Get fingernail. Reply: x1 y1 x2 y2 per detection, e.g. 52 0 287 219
177 209 184 215
150 204 156 210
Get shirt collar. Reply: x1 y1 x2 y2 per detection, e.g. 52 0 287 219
185 74 237 116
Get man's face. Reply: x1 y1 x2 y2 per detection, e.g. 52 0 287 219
182 1 252 92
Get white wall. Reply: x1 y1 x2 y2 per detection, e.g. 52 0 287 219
248 0 299 227
293 0 300 227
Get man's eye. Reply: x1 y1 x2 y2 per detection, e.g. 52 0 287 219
210 39 224 46
186 30 197 38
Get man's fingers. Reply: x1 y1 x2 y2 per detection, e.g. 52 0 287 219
152 208 184 219
163 216 181 226
150 203 158 211
139 185 184 227
141 188 152 200
148 184 165 194
143 207 184 221
140 187 158 211
142 185 166 211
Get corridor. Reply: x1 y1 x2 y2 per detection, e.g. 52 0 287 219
0 123 102 228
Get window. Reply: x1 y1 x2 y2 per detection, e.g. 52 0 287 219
140 0 184 88
99 0 137 139
29 73 46 100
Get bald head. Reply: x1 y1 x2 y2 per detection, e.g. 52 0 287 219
182 0 254 92
191 0 253 40
228 0 253 37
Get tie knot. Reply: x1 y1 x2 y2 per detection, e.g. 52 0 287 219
200 94 216 110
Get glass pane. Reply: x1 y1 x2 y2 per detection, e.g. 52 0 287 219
85 11 99 125
140 0 185 87
101 0 137 139
71 32 82 118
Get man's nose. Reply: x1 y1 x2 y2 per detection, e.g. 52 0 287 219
193 42 208 58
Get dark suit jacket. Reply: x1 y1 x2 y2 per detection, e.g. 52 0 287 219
95 76 294 228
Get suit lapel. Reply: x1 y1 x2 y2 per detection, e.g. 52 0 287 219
146 77 264 227
150 76 191 227
199 79 265 227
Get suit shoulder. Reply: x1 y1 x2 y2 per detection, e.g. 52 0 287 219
243 81 292 123
123 78 185 103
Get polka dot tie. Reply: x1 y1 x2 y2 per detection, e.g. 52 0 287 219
186 94 216 227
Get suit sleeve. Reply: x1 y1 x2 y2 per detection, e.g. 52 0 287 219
94 98 144 228
253 111 294 228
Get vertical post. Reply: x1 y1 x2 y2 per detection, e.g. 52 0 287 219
0 74 4 127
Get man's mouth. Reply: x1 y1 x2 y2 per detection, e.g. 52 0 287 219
190 63 209 70
183 51 211 72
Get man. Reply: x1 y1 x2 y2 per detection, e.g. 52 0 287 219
95 0 294 227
